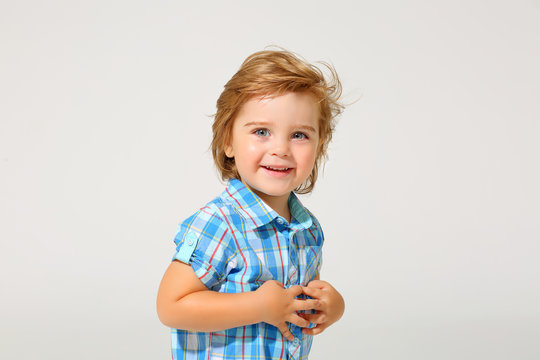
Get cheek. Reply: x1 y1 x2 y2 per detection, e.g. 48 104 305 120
297 146 318 170
237 143 264 167
246 142 261 154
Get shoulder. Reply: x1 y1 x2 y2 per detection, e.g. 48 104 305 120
181 197 227 228
171 194 241 287
304 207 323 231
173 194 241 247
300 206 325 246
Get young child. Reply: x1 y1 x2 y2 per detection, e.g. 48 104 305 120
157 48 345 360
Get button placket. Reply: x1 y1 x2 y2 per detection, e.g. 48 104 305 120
287 231 299 285
287 335 302 360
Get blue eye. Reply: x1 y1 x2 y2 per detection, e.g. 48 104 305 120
292 132 308 140
254 129 270 137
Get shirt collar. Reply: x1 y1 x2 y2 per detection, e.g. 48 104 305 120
221 178 313 231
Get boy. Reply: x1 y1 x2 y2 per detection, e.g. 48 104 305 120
156 48 345 360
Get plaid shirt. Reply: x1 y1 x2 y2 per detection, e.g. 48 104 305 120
170 178 324 360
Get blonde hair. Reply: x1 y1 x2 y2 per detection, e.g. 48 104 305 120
211 48 344 194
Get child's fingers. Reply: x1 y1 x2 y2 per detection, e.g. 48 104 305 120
306 279 326 289
293 298 321 311
277 323 295 341
287 313 310 328
300 312 326 325
287 285 303 297
302 285 323 299
302 324 326 336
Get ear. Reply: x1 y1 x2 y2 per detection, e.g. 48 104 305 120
224 143 234 158
223 126 234 158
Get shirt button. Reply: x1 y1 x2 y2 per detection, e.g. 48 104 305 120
276 218 284 225
293 338 300 346
185 232 196 246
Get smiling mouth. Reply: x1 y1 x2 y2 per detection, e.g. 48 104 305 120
263 166 291 172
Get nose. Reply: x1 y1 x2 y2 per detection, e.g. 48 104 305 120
269 136 290 157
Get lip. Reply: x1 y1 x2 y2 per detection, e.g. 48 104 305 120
260 165 293 178
262 165 293 171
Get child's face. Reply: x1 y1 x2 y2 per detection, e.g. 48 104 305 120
225 92 319 207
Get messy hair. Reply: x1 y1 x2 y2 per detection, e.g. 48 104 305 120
211 47 344 194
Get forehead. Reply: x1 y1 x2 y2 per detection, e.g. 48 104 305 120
234 92 320 129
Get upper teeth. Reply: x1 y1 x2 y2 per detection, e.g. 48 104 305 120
266 166 288 170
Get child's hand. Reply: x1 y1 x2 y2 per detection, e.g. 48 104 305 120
256 280 321 341
300 280 345 335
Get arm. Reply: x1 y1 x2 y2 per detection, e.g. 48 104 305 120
156 260 320 340
300 278 345 335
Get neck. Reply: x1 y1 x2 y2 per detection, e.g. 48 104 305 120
247 187 291 222
262 195 291 223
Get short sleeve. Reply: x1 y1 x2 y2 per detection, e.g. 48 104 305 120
171 208 235 289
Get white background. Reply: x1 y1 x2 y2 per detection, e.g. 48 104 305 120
1 1 539 359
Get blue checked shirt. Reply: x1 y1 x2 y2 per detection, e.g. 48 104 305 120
170 178 324 360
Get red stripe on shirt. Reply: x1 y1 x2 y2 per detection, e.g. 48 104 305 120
207 333 212 360
279 333 285 359
209 228 229 263
308 228 319 255
219 208 248 292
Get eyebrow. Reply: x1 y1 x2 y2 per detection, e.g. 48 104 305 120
243 121 317 133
